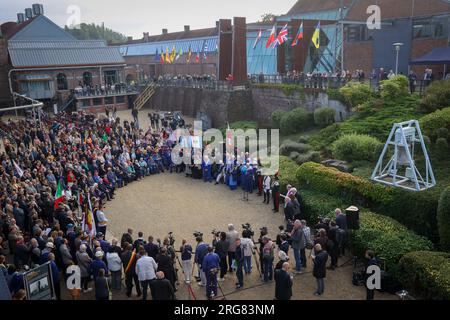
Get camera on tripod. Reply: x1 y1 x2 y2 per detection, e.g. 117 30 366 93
193 231 203 238
211 229 221 237
242 223 254 237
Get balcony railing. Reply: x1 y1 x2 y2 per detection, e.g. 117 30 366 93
73 84 139 98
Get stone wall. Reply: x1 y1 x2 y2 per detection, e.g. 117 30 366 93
145 86 349 128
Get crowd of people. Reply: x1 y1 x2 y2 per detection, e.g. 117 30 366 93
74 82 137 98
0 107 378 301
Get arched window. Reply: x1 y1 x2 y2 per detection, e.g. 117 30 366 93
56 73 68 90
83 72 92 86
125 74 135 85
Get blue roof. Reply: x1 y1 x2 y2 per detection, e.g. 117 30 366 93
8 40 125 68
119 37 218 56
410 46 450 65
10 15 76 41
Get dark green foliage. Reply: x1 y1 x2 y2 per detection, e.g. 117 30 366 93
314 107 336 127
279 108 314 135
379 75 409 100
271 109 285 127
436 138 449 160
437 187 450 251
279 140 310 156
419 80 450 113
398 251 450 300
437 127 449 140
339 81 374 110
219 121 258 136
278 156 299 193
331 134 383 162
420 107 450 142
64 23 127 44
296 135 310 143
295 151 321 165
310 123 341 151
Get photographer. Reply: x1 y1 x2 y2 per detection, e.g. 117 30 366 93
202 246 220 299
180 239 193 284
258 227 268 277
226 224 239 272
289 220 305 274
214 232 229 281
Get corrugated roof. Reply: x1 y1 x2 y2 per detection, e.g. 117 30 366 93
287 0 353 15
8 40 125 68
124 27 218 44
119 37 218 57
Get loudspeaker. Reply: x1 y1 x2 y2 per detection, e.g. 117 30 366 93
346 206 360 230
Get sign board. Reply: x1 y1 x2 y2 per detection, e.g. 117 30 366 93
23 262 55 300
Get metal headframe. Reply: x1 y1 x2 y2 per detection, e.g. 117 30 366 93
1 92 44 129
371 120 436 192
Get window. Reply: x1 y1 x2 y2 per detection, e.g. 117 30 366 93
81 99 91 107
116 96 125 104
346 25 373 42
412 17 448 39
83 72 93 86
56 73 68 90
104 70 117 85
93 98 103 106
105 97 114 104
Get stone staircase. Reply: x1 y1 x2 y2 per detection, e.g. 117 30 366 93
133 82 156 111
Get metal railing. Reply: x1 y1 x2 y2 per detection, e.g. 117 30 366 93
152 78 235 91
73 84 139 99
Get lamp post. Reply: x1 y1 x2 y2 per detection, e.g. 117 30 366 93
393 42 404 75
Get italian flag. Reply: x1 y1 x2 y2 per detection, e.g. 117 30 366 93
54 181 65 209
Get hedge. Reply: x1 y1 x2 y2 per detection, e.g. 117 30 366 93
350 212 432 275
420 107 450 142
331 134 383 162
419 80 450 113
296 162 439 241
279 108 314 135
279 140 310 156
398 251 450 300
296 162 394 206
278 156 299 193
314 107 336 127
437 186 450 251
299 189 432 281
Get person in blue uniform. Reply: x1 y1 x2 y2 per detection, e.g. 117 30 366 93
202 156 212 182
202 246 220 299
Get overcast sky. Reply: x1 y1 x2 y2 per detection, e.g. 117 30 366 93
1 0 296 38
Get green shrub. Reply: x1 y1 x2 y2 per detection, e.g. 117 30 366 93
278 156 299 192
423 135 432 149
296 162 393 206
279 140 310 156
254 83 305 98
437 187 450 251
420 107 450 142
310 123 342 151
297 135 310 144
437 127 449 140
398 251 450 300
289 151 300 161
300 189 346 223
380 75 409 100
220 121 258 136
279 108 314 135
314 107 336 127
331 134 383 162
327 88 346 104
350 212 432 277
436 138 449 160
296 162 440 241
339 81 374 110
271 109 285 127
419 80 450 113
295 151 321 165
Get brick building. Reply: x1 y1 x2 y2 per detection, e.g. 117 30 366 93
0 5 134 112
278 0 450 76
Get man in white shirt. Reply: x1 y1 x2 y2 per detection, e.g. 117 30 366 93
135 250 158 300
96 204 108 235
240 234 256 274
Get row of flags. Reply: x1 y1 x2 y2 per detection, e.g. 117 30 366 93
155 40 212 64
253 21 320 50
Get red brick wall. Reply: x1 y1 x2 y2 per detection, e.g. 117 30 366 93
410 38 448 76
344 41 373 74
346 0 450 21
0 37 10 104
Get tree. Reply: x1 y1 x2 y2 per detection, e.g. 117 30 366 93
259 13 276 23
64 23 127 44
437 186 450 251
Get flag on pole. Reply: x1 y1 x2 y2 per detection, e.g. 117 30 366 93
82 195 96 237
311 21 321 49
170 45 176 62
203 41 208 61
195 50 200 63
54 181 65 209
165 47 170 63
273 24 288 48
265 25 277 48
291 22 304 46
154 48 160 61
253 29 262 49
160 47 165 64
12 160 23 178
175 47 183 61
187 45 192 63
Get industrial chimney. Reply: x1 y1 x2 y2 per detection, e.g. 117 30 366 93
162 28 168 34
143 32 149 42
32 4 44 16
17 13 25 23
184 25 190 32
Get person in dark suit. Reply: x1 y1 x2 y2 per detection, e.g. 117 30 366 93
335 209 347 231
144 236 159 259
121 228 133 248
156 247 176 291
121 243 141 298
313 244 328 296
274 262 293 300
150 271 175 300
